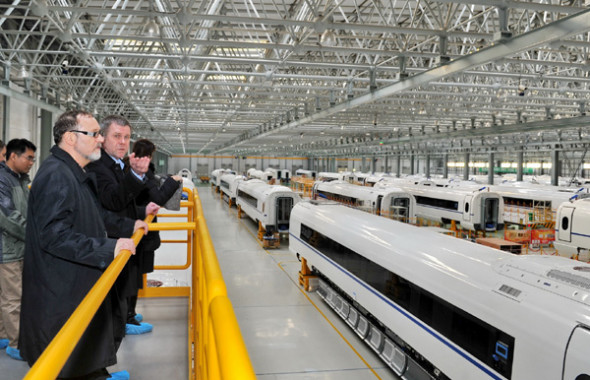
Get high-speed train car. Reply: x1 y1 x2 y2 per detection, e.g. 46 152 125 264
295 169 317 179
555 198 590 258
247 169 273 182
219 173 246 207
290 201 590 380
317 172 344 182
312 180 415 222
391 184 504 231
265 168 291 183
211 168 235 192
485 185 589 226
236 179 301 236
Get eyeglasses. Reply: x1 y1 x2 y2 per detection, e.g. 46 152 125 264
70 130 102 138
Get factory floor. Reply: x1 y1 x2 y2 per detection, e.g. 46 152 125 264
5 187 398 380
1 297 187 380
201 188 398 380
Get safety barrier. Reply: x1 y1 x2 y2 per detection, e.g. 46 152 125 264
23 214 154 380
190 189 256 380
24 187 255 380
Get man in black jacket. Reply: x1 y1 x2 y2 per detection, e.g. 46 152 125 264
86 115 159 336
19 110 149 380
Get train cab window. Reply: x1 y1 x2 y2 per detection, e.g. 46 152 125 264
562 217 569 231
464 203 470 213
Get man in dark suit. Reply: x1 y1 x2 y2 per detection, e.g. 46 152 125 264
86 115 159 337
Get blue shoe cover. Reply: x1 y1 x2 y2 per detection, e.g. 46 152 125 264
0 339 8 349
108 370 130 380
6 346 23 360
134 313 143 323
125 322 153 335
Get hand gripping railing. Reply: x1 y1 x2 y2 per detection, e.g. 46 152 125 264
23 214 155 380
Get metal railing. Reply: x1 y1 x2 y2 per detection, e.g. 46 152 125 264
24 187 255 380
23 214 154 380
190 189 256 380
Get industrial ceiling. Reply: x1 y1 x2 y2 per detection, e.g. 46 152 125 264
1 0 590 157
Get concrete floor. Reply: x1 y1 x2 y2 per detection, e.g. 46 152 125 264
1 297 187 380
201 188 398 380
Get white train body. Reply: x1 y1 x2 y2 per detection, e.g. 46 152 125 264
219 173 245 204
211 168 235 191
391 184 504 231
485 185 589 226
317 172 344 181
247 169 274 182
379 176 436 187
289 201 590 380
236 179 301 234
264 168 291 183
312 180 415 221
555 198 590 257
295 169 317 179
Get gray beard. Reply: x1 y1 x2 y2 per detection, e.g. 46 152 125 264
86 149 101 162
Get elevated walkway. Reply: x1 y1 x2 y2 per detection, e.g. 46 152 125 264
1 297 187 380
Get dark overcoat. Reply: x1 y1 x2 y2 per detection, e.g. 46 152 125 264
19 146 135 378
86 150 146 294
134 164 180 273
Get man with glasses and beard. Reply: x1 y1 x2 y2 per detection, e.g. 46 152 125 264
19 110 149 380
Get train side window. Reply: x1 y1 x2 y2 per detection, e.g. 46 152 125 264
464 203 470 213
576 375 590 380
562 217 569 231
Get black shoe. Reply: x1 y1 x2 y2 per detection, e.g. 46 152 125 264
127 315 140 326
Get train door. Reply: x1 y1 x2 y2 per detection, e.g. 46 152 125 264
391 197 410 222
483 197 499 231
558 206 575 243
376 195 383 215
275 197 294 232
563 326 590 380
463 195 473 221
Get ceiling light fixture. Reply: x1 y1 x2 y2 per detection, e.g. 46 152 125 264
143 0 160 38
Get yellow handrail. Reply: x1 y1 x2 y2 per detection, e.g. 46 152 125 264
191 189 256 380
23 214 154 380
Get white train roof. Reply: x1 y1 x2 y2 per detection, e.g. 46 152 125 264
488 184 588 205
315 180 409 198
386 182 500 199
292 201 590 306
219 173 244 183
238 179 298 199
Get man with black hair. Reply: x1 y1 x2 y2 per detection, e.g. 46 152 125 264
0 138 36 361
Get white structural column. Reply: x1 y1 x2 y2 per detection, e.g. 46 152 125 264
410 154 415 175
396 154 401 177
443 153 448 179
425 154 431 178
